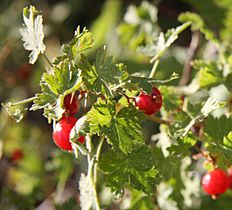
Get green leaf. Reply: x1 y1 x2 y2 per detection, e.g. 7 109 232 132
159 86 182 112
99 145 159 194
193 60 223 88
207 144 232 169
127 190 154 210
178 12 219 43
224 73 232 91
87 99 144 154
205 115 232 144
80 46 125 97
54 26 93 64
169 110 192 139
31 61 82 122
223 132 232 148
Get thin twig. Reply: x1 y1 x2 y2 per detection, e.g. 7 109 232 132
179 31 200 86
148 115 171 125
117 91 135 104
149 59 160 79
7 96 37 106
43 53 53 68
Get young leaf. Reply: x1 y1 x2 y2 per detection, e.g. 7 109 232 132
99 145 159 194
19 6 46 64
54 26 94 64
87 99 144 154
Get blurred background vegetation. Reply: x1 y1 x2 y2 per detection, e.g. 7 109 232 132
0 0 232 209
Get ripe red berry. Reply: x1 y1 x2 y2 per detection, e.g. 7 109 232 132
11 149 24 162
135 87 162 115
53 116 85 151
227 168 232 190
64 94 78 116
202 169 229 196
151 87 162 113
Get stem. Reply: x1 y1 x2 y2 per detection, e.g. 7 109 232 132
86 135 101 210
10 96 37 106
111 82 127 91
149 21 192 79
179 31 200 86
148 116 171 125
149 59 159 79
43 53 53 68
94 136 104 183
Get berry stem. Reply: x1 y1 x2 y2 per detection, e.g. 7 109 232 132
118 91 135 104
8 96 37 106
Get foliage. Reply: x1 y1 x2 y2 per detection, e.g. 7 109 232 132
0 1 232 210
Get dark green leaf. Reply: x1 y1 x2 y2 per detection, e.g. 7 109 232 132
99 145 159 194
80 47 124 97
224 73 232 91
87 99 144 153
205 115 232 144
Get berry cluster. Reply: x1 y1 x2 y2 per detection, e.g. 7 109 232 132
202 168 232 197
52 94 85 151
52 87 163 151
135 87 162 115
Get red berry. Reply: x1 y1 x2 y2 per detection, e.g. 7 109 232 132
11 149 24 162
135 87 162 115
202 169 229 196
53 116 85 151
151 87 162 113
227 168 232 190
64 94 78 116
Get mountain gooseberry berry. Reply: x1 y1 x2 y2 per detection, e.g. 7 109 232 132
135 87 162 115
227 168 232 190
53 116 85 151
202 168 229 196
151 87 162 113
11 149 24 162
64 93 78 116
